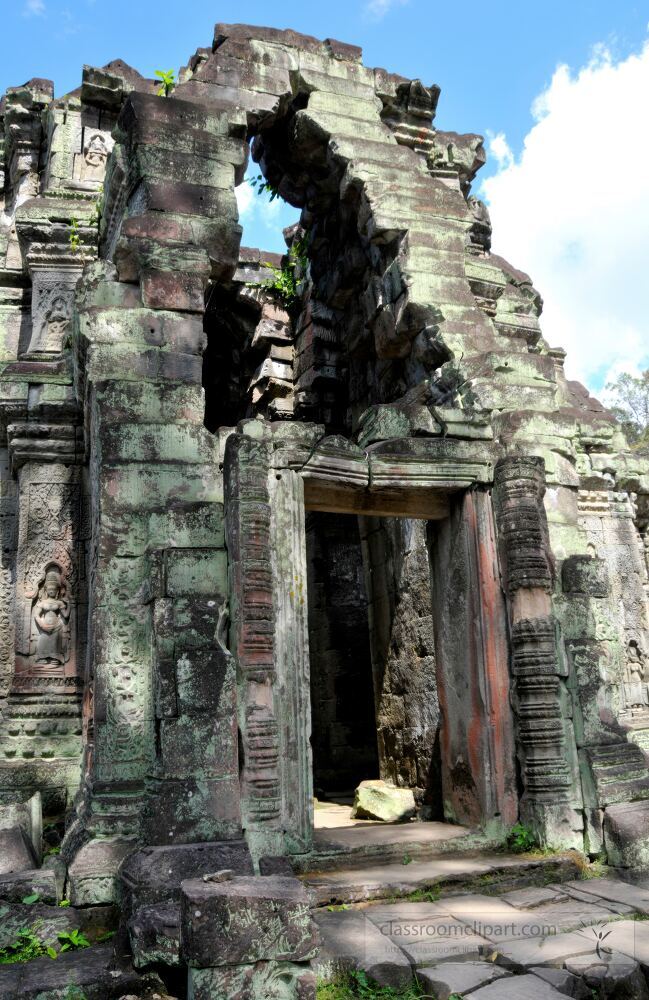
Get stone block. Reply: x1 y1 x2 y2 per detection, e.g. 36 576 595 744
562 555 610 596
0 826 37 874
313 909 411 988
0 942 158 999
0 866 61 904
259 856 295 876
564 951 649 999
181 875 317 966
120 840 253 909
165 547 227 598
129 900 181 967
351 779 416 823
188 961 316 1000
0 898 80 952
417 961 511 999
604 802 649 868
139 775 242 845
530 967 590 998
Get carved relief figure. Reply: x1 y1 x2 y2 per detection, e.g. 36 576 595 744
73 130 110 183
42 294 70 352
623 641 648 711
31 563 70 666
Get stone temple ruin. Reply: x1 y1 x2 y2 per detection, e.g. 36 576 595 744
1 21 649 999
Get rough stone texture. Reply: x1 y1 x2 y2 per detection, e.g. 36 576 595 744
129 901 181 967
0 943 159 999
0 864 62 904
352 780 416 823
531 966 591 998
181 874 317 967
187 962 316 1000
0 826 37 873
564 952 649 999
119 839 254 911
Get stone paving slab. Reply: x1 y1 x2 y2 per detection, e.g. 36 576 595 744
552 880 636 914
417 960 511 999
470 972 570 998
495 929 599 970
377 913 491 966
592 919 649 968
502 886 570 908
531 966 591 998
313 909 412 988
561 877 649 914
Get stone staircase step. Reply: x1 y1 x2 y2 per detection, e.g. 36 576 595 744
301 851 583 906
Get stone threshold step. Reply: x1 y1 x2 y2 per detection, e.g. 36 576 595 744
302 851 583 907
293 819 497 873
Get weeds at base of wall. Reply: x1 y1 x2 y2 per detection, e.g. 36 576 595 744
316 969 429 999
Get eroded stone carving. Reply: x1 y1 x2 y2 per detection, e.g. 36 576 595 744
31 561 70 667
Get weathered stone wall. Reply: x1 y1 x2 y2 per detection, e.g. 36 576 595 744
0 21 648 890
306 511 378 796
360 516 443 816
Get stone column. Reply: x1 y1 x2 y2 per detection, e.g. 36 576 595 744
0 425 87 819
493 456 584 849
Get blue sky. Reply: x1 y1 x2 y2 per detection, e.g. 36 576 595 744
3 0 648 389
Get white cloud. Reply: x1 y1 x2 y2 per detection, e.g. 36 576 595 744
364 0 409 22
236 180 283 228
482 40 649 391
23 0 45 15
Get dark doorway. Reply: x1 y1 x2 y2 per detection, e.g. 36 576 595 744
306 512 379 801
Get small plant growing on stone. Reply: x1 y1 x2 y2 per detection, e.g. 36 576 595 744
250 172 280 201
57 928 91 953
155 69 176 96
58 898 71 907
506 822 538 854
0 925 56 963
69 217 82 253
261 234 309 310
402 853 413 865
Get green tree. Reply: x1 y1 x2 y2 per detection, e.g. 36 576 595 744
606 369 649 448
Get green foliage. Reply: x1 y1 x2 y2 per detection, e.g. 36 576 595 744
21 893 39 905
401 885 441 904
155 69 176 97
44 846 61 858
260 235 309 309
57 928 91 953
250 172 280 201
68 217 82 253
606 369 649 448
96 929 116 942
326 903 351 911
63 988 88 1000
506 822 539 854
402 853 413 866
58 898 71 907
0 925 56 964
317 969 427 999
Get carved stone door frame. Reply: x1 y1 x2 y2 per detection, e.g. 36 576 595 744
225 426 522 860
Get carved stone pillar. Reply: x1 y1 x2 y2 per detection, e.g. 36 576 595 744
0 425 87 816
225 432 282 861
493 456 583 849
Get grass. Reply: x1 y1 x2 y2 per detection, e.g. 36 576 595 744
317 969 429 999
